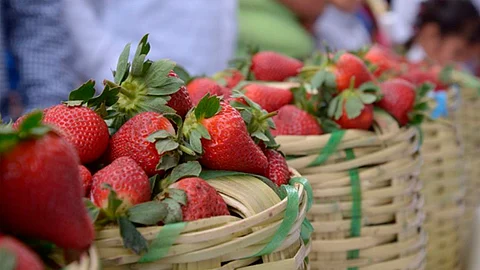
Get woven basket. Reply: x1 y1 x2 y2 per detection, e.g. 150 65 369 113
94 172 311 269
276 110 425 270
419 88 465 270
63 246 100 270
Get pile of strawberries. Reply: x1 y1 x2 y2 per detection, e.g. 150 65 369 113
2 33 478 268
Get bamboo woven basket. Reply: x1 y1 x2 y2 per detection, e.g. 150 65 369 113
94 172 311 269
64 246 101 270
457 86 480 264
419 88 465 270
276 110 425 270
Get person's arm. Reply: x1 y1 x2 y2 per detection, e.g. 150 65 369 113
5 0 75 111
328 0 363 13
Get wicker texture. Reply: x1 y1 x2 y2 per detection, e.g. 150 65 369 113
94 174 310 269
420 88 465 270
277 111 425 270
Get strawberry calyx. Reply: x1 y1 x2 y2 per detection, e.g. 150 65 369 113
408 82 434 125
182 94 221 155
102 34 185 131
228 45 259 81
328 80 381 121
0 111 51 153
230 90 278 149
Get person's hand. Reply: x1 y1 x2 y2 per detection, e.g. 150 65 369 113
328 0 363 13
278 0 326 22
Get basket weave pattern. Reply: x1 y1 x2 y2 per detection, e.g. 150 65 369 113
277 114 425 270
94 174 310 269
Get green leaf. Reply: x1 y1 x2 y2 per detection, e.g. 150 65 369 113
149 175 159 193
417 83 434 99
69 80 96 102
310 71 326 89
359 93 377 104
168 189 187 205
115 43 131 84
83 198 100 223
157 153 180 171
155 139 179 155
0 248 16 270
345 95 364 119
169 161 202 183
88 85 120 109
173 65 191 83
146 130 173 142
162 198 183 224
195 124 210 140
252 130 269 141
163 113 183 128
118 216 148 254
0 132 19 153
194 94 221 120
189 130 203 154
324 72 337 89
327 96 339 118
145 60 177 87
127 201 167 225
104 184 123 218
358 82 380 94
414 102 429 111
132 34 151 76
18 111 43 132
321 118 340 133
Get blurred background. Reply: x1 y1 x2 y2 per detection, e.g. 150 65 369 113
0 0 479 121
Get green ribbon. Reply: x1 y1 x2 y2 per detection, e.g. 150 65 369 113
307 130 346 167
289 177 314 244
345 149 361 270
414 125 423 149
139 222 187 263
252 184 299 257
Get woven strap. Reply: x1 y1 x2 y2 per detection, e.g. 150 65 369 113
345 149 362 270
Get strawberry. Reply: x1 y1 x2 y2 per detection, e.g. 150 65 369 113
79 165 92 197
364 45 400 78
399 68 448 91
166 71 193 117
183 95 268 175
328 83 379 130
335 103 374 130
250 51 303 81
170 177 229 221
108 112 177 176
242 84 293 112
331 53 373 91
263 149 291 186
377 79 416 126
12 108 50 129
0 112 94 251
0 235 43 270
213 69 245 89
271 105 323 136
90 156 151 208
187 78 225 105
42 104 109 164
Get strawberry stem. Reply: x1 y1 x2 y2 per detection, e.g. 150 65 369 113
258 111 278 121
179 145 196 156
104 80 135 100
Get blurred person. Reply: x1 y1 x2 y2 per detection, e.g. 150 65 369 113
0 0 75 119
64 0 237 86
405 0 479 65
314 0 373 51
237 0 326 59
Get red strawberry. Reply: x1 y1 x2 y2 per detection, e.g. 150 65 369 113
271 105 323 136
332 53 373 91
184 96 268 175
108 112 176 176
335 104 374 130
263 149 291 186
364 45 400 78
214 69 245 89
42 105 109 164
242 84 293 112
0 114 94 251
187 78 225 105
251 51 303 81
170 177 229 221
91 157 150 208
167 71 193 117
0 235 43 270
399 68 448 91
377 79 416 126
79 165 92 197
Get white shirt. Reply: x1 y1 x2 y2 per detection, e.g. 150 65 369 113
64 0 237 88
